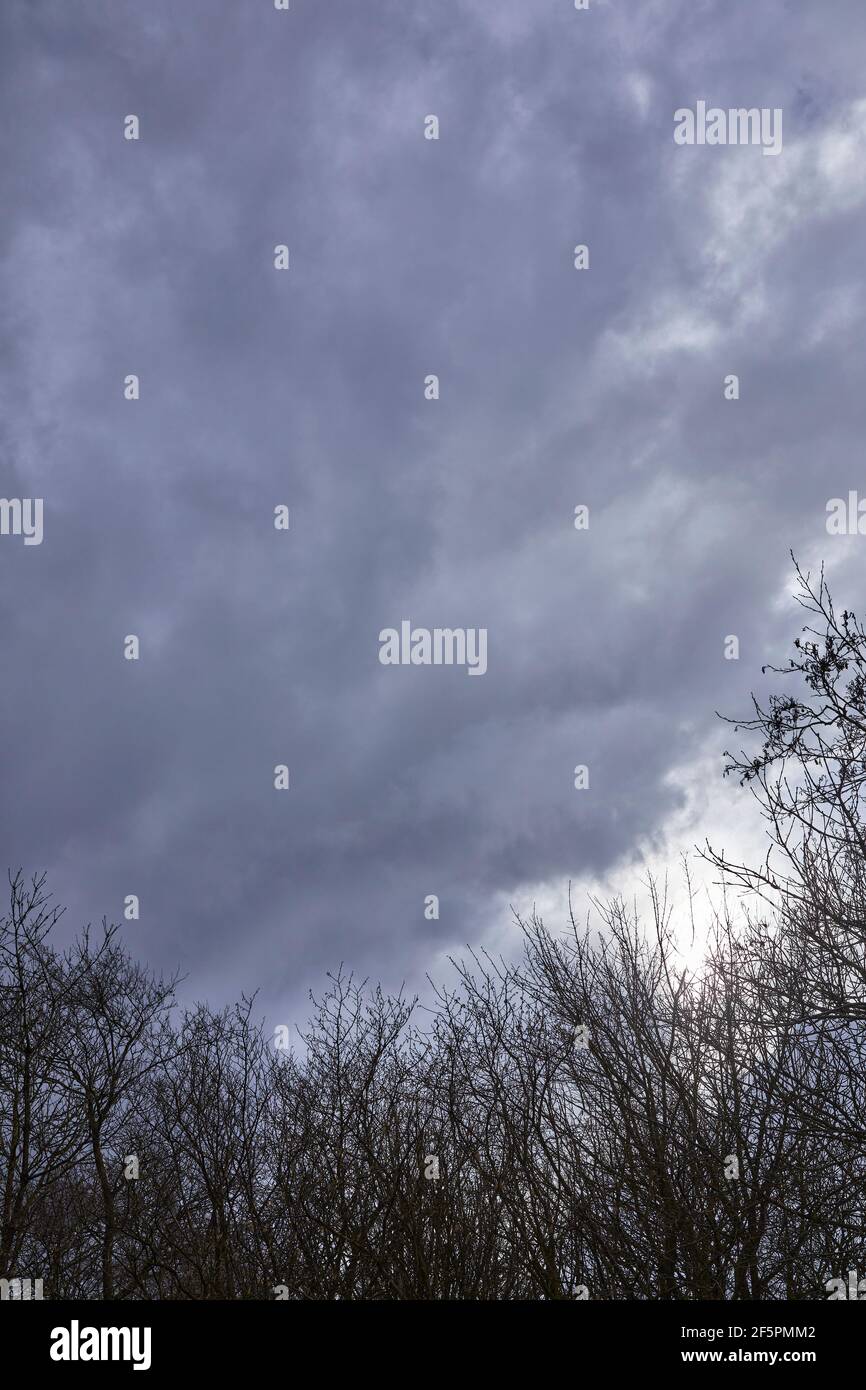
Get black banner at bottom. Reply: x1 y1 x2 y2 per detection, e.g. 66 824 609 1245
1 1297 860 1376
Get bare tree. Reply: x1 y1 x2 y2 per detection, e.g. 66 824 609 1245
5 564 866 1300
0 873 85 1285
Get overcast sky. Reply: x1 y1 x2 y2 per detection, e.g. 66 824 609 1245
2 0 866 1027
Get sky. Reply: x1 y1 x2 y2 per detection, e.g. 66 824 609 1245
2 0 866 1028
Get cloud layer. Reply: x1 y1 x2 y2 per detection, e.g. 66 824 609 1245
2 0 866 1021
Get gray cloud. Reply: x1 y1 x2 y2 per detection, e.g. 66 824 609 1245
2 0 866 1022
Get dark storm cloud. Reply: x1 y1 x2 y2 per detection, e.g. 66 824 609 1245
2 0 866 1021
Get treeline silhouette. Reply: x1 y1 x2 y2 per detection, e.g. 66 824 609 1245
3 562 866 1300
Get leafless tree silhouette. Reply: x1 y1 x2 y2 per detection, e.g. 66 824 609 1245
3 563 866 1300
